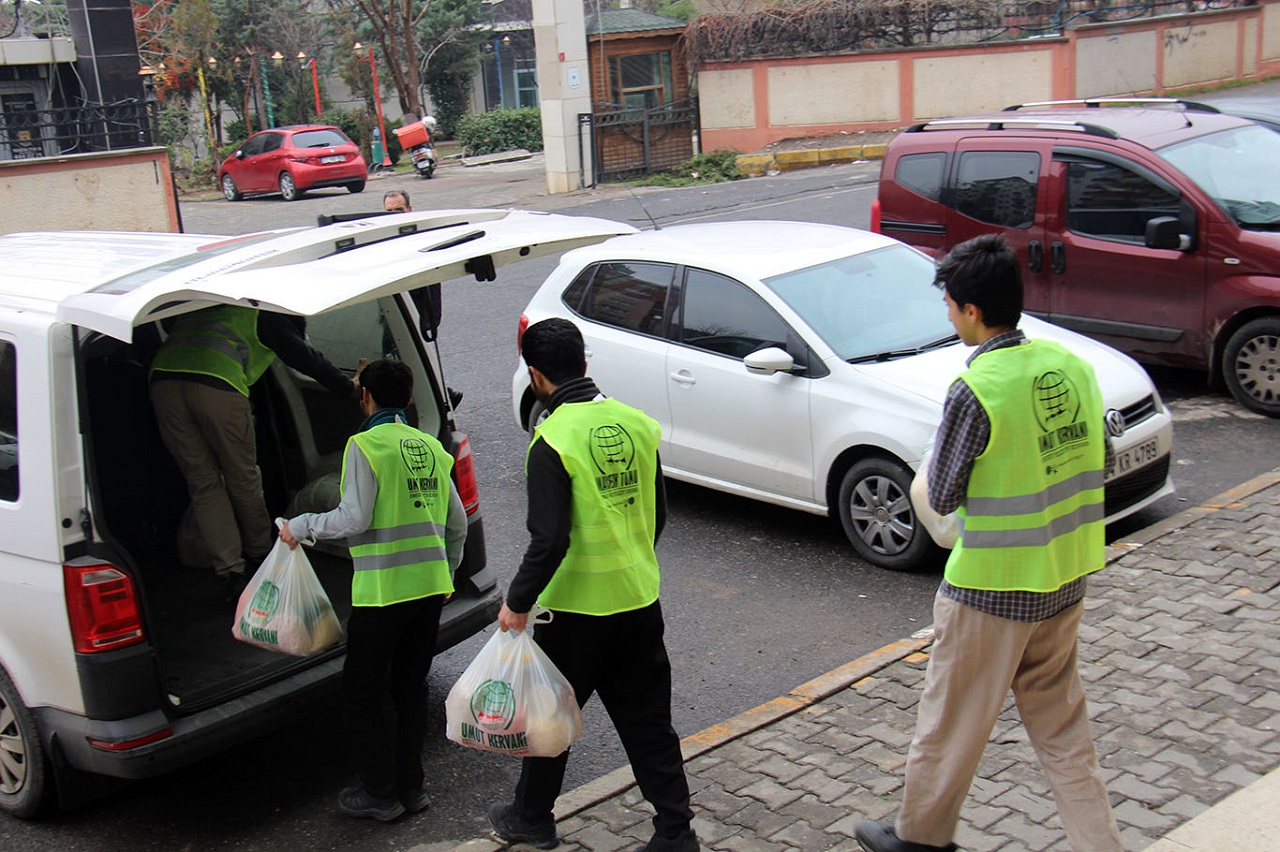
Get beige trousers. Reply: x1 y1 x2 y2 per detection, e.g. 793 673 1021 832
896 592 1123 851
150 379 273 577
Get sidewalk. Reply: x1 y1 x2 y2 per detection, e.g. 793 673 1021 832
423 468 1280 852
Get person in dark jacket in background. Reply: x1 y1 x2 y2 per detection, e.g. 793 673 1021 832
150 306 361 599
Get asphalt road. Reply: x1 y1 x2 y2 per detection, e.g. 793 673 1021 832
2 158 1274 850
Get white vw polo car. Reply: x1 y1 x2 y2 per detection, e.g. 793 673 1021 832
512 221 1175 570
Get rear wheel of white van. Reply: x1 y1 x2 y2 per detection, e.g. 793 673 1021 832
0 668 53 818
1224 317 1280 418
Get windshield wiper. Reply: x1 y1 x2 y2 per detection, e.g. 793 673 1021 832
847 334 960 364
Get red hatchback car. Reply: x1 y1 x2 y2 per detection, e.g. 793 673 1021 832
219 124 368 202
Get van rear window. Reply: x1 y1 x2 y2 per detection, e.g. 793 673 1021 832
895 153 946 201
0 341 16 501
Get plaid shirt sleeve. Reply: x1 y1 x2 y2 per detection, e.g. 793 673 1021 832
927 377 988 516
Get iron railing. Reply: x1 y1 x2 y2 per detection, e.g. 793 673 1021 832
0 101 154 161
578 97 701 185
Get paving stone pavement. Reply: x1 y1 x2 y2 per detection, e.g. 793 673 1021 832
427 469 1280 852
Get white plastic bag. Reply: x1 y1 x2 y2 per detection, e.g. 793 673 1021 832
911 440 959 549
232 534 343 656
445 619 582 758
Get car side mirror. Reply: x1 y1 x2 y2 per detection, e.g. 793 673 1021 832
744 346 795 376
1145 216 1191 251
235 149 245 159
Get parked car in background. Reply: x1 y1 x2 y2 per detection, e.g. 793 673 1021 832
218 125 368 202
874 98 1280 416
0 209 634 818
512 221 1174 571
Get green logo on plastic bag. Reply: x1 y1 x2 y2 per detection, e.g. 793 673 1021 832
471 679 516 731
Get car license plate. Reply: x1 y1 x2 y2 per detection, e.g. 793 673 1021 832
321 155 343 164
1106 438 1159 481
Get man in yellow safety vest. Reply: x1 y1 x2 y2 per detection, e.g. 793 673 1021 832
856 235 1123 852
486 318 697 852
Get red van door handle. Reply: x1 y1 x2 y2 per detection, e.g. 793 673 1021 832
1028 241 1043 272
1050 242 1066 274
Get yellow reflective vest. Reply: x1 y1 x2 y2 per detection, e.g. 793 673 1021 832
945 339 1106 592
345 423 455 606
531 397 662 616
150 306 275 397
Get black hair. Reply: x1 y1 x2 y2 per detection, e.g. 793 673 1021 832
360 359 413 409
934 233 1023 329
522 318 586 385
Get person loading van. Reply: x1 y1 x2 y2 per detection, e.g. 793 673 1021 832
150 305 359 599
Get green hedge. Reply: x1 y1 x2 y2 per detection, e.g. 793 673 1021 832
455 108 543 156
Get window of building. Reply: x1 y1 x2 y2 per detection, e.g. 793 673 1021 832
609 52 674 111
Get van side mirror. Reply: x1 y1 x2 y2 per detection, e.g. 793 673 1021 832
744 346 795 376
1145 216 1191 251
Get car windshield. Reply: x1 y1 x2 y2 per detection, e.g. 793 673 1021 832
292 129 350 148
1157 124 1280 229
762 244 958 362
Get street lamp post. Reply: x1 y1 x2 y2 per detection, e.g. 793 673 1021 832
354 42 390 171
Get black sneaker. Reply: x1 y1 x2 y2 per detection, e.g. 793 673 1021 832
338 785 405 822
400 786 431 814
487 802 558 849
855 821 957 852
634 829 700 851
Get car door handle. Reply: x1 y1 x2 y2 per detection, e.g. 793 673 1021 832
1050 241 1066 275
1028 240 1043 273
670 371 696 385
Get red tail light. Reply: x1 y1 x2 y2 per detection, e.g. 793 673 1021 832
64 561 145 653
870 198 882 234
517 314 530 354
452 432 480 516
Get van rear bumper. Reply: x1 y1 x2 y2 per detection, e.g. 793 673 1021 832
35 584 501 781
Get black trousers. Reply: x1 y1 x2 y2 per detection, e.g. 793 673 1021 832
513 600 694 839
343 594 444 799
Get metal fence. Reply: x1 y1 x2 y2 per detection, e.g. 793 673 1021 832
578 97 700 186
0 102 154 161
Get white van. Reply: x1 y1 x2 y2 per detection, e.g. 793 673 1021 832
0 209 635 818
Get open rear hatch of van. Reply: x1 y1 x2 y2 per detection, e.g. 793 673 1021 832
64 210 637 709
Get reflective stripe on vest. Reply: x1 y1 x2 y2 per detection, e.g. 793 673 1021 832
945 340 1106 592
530 396 662 616
344 422 455 606
149 305 275 397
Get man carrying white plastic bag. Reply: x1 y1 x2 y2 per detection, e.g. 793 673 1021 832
482 319 697 852
445 609 581 757
280 359 467 823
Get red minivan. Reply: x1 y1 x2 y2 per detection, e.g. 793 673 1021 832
875 99 1280 416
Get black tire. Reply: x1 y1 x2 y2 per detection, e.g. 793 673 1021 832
346 180 366 194
1223 317 1280 417
0 667 54 819
837 456 941 571
279 172 302 202
220 174 241 201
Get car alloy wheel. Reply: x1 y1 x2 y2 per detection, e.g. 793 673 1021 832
837 456 940 571
279 172 301 202
221 174 242 202
1224 317 1280 417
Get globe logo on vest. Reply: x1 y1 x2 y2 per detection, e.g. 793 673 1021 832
589 423 639 498
400 437 437 476
1032 370 1089 456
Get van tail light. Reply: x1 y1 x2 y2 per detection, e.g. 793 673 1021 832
64 562 145 653
517 314 530 354
452 432 480 516
870 198 882 234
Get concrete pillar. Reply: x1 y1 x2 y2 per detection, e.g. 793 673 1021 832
532 0 593 194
